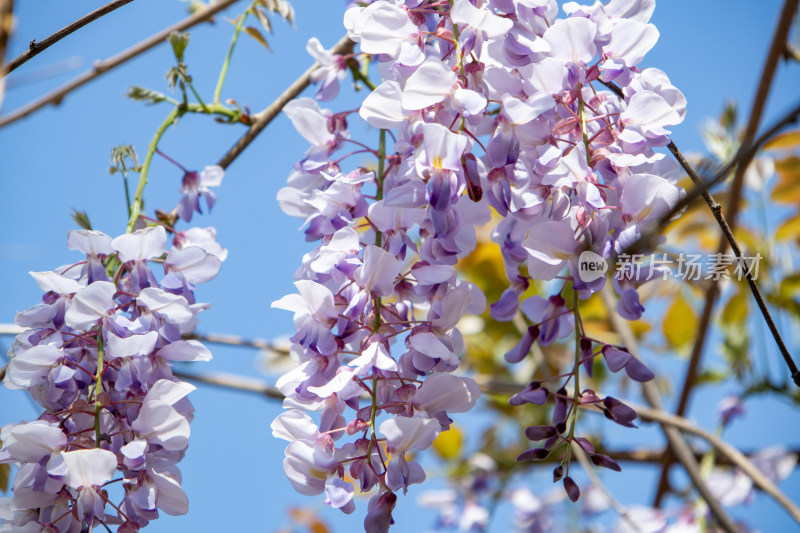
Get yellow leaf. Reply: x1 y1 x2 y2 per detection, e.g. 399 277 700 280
663 294 696 349
244 26 271 50
433 424 463 459
764 130 800 151
772 156 800 203
722 289 749 324
776 212 800 243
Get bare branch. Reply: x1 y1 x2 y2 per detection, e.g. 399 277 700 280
1 0 135 77
599 286 742 533
216 34 354 169
654 0 800 505
172 370 283 400
0 0 244 128
183 331 290 356
632 403 800 526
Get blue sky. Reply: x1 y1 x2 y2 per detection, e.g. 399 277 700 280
1 1 799 531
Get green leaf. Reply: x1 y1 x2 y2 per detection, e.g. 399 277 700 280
663 293 696 349
71 209 92 230
772 156 800 204
720 100 737 132
126 86 169 106
168 31 190 63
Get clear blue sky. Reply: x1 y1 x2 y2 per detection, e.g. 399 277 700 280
1 1 799 531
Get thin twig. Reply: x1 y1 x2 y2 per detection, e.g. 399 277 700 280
599 286 741 533
0 0 243 128
632 402 800 526
1 0 135 77
216 34 354 169
654 0 800 505
184 331 290 355
571 440 644 533
172 370 283 400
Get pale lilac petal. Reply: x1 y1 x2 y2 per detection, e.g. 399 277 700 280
272 410 321 442
156 340 212 362
360 81 411 129
165 246 222 284
112 226 167 263
64 281 117 330
1 421 66 463
451 0 513 38
67 230 113 256
543 18 597 65
5 344 63 389
402 60 457 111
413 374 480 413
105 330 158 360
379 416 440 452
62 449 117 489
604 20 659 67
355 245 402 297
408 332 458 366
29 271 81 295
149 466 189 516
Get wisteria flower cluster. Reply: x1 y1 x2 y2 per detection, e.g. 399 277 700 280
273 0 687 529
0 166 226 531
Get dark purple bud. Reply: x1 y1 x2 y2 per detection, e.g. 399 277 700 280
602 345 632 373
624 355 655 382
552 464 564 482
509 382 548 406
364 491 397 533
504 325 539 363
462 153 483 202
575 437 595 454
591 454 622 472
553 387 569 428
407 10 426 25
347 418 370 435
42 291 59 305
603 396 638 428
464 61 485 75
516 448 550 462
563 476 580 502
580 389 602 404
580 338 594 377
524 425 557 441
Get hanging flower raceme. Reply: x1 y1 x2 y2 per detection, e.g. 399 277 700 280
274 0 686 529
1 166 226 531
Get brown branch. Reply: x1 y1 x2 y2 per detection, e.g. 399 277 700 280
216 33 354 169
655 0 800 506
0 0 12 109
1 0 135 78
599 286 742 533
0 0 243 128
632 402 800 525
183 331 290 355
172 370 283 400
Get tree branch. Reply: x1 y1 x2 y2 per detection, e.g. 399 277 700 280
655 0 800 505
632 402 800 526
216 33 354 169
0 0 135 77
599 286 742 533
0 0 244 128
172 369 283 400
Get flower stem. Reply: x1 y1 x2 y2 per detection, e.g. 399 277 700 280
366 128 387 464
565 290 582 472
94 333 105 447
126 107 181 233
214 7 249 105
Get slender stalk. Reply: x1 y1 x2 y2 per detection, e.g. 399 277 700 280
366 128 387 463
1 0 135 77
216 34 354 169
213 5 249 105
126 107 181 232
565 291 582 471
0 0 243 128
94 334 105 447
